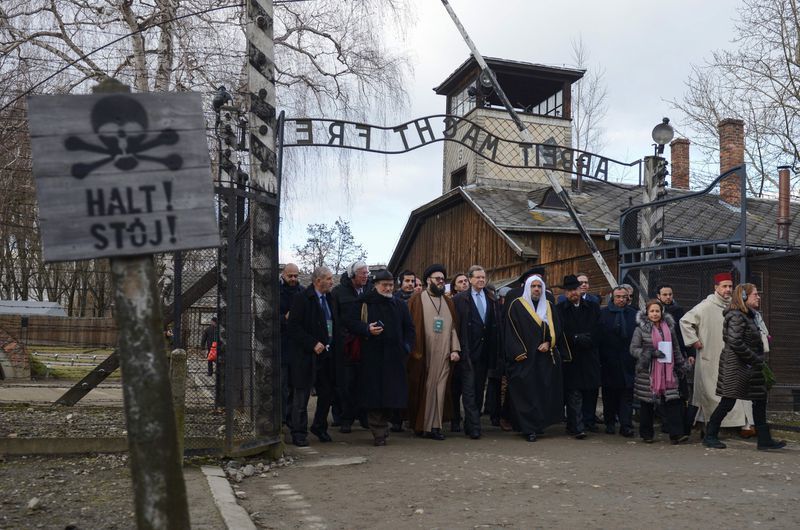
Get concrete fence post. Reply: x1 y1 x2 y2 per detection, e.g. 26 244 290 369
169 349 188 459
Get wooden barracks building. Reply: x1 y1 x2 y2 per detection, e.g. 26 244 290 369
388 57 800 401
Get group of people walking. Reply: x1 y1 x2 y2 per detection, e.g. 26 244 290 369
277 261 785 451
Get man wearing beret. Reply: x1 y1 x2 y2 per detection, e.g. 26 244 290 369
406 264 461 440
680 272 754 436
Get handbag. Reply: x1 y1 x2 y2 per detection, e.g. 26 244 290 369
207 341 218 362
762 362 776 391
344 303 369 363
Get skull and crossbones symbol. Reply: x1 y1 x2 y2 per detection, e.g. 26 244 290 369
65 95 183 179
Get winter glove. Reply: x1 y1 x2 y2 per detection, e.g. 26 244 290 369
651 349 666 359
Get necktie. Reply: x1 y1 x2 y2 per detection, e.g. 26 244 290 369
475 291 486 323
320 295 332 321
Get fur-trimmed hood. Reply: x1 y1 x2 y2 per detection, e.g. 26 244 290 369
635 309 676 330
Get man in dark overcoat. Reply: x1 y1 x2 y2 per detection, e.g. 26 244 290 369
287 266 338 447
453 265 498 439
279 263 303 427
347 270 415 446
598 286 638 437
331 261 372 433
557 275 601 438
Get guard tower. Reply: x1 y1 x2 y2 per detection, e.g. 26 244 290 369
434 57 584 192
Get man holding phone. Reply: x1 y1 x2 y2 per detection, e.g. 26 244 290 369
348 270 415 445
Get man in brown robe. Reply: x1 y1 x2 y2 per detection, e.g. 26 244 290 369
407 264 461 440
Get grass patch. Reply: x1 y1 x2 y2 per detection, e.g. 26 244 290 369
29 357 120 380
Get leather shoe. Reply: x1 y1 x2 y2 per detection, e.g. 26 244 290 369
310 426 332 442
426 429 446 441
292 437 309 447
339 424 352 434
620 427 635 438
525 433 537 442
373 437 386 447
468 431 481 440
499 418 513 432
574 431 587 440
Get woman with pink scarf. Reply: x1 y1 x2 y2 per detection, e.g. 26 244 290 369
630 300 689 444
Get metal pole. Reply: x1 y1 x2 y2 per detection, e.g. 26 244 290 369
247 0 282 440
440 0 617 288
94 78 189 529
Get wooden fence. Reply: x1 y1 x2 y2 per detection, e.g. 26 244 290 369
0 315 117 348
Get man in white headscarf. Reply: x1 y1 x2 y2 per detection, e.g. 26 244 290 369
502 275 563 442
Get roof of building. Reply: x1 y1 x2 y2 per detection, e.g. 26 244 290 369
0 300 68 317
389 178 800 270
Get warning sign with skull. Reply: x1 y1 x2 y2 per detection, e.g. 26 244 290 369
27 92 219 262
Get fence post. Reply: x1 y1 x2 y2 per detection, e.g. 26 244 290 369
170 349 188 459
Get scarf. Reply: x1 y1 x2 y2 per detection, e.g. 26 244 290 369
607 301 629 338
650 319 676 396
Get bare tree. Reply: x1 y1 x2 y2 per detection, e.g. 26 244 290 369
0 1 411 308
293 218 366 274
570 36 608 154
671 0 800 195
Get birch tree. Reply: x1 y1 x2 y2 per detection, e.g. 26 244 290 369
672 0 800 195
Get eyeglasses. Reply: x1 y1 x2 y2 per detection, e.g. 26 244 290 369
579 281 589 285
430 276 445 282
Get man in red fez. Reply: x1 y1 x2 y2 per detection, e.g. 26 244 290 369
680 271 753 437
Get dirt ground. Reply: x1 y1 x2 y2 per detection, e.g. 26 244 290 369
240 422 800 530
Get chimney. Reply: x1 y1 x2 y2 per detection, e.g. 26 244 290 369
669 138 690 190
718 118 745 206
777 165 792 245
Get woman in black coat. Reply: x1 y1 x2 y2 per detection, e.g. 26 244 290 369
702 283 785 451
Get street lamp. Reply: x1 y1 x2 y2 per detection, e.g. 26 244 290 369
651 117 674 156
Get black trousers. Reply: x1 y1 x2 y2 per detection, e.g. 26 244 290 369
582 387 599 428
291 357 334 440
281 361 292 426
451 361 463 425
602 386 633 429
709 397 767 429
339 363 366 427
566 388 597 433
485 376 501 420
639 399 683 439
459 356 483 435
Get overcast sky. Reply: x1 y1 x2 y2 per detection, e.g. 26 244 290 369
279 0 741 268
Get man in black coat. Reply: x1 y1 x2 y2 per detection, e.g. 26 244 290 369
453 265 498 439
393 270 416 305
598 286 638 437
331 261 372 433
279 263 303 427
347 270 415 446
557 275 602 438
656 283 696 435
287 266 338 447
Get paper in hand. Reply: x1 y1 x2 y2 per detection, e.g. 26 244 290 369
657 341 673 364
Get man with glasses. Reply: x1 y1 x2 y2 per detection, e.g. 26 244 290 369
557 272 600 305
406 264 461 440
597 286 637 437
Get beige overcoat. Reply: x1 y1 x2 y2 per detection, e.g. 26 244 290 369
680 293 753 427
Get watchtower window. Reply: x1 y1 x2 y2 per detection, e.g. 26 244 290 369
449 85 476 117
451 166 467 189
527 90 563 117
